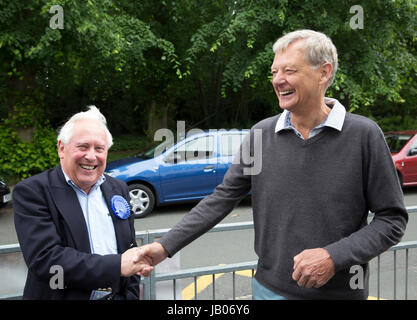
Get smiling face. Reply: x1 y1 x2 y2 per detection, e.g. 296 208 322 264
58 119 108 194
271 39 330 113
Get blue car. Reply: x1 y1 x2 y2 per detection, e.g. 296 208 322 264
105 129 249 218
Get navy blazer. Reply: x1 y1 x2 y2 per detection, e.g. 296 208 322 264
13 165 140 299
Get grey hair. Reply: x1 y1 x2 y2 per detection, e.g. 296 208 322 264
57 105 113 149
272 29 338 88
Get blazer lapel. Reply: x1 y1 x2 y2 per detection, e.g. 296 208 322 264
101 180 129 253
49 166 91 253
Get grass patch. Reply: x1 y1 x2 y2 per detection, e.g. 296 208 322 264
107 150 139 162
108 134 149 162
110 134 148 152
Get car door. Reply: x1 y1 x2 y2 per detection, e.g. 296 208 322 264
403 136 417 184
217 131 248 184
159 133 218 201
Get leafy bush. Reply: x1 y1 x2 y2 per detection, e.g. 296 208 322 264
0 97 59 180
0 120 59 180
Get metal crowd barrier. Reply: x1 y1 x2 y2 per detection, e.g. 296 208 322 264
1 206 417 300
139 213 417 300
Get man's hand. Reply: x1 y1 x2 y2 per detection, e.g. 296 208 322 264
121 247 154 277
133 242 169 277
292 248 335 288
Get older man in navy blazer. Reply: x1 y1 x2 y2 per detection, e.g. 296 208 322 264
13 106 153 300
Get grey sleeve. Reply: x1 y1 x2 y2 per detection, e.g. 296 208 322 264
159 133 253 257
325 123 408 272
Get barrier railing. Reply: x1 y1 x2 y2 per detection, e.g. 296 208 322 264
139 223 417 300
1 205 416 300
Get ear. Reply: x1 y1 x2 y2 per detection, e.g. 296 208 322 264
57 140 65 160
319 62 333 86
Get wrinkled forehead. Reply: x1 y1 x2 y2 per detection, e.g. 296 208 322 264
276 38 307 54
271 40 309 69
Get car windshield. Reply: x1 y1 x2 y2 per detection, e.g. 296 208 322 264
139 137 178 159
384 134 413 153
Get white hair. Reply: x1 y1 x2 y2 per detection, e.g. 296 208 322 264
272 29 338 88
57 105 113 149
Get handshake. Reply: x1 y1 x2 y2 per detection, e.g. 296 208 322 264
120 242 169 278
120 243 336 289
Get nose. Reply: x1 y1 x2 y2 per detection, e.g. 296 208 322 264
272 71 286 86
84 147 97 161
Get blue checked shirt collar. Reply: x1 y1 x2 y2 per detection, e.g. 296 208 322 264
275 97 346 134
61 168 106 194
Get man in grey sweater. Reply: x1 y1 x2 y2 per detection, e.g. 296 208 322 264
137 30 408 299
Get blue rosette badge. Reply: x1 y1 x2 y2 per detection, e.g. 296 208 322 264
111 195 131 220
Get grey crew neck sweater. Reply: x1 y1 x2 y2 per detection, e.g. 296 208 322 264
160 111 408 300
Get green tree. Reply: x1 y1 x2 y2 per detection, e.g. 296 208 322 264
1 0 416 179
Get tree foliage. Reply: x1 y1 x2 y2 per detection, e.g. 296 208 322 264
0 0 416 178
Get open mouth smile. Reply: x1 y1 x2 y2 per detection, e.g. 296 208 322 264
279 89 296 96
79 164 97 170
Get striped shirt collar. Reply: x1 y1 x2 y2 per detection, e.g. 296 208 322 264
275 97 346 133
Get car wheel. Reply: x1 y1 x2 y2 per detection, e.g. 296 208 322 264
128 184 155 218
